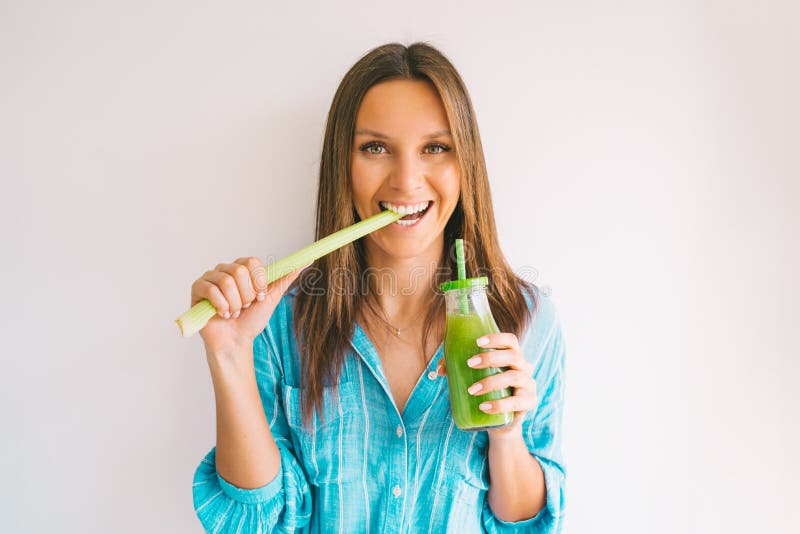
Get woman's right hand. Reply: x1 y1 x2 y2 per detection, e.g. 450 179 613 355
190 256 308 359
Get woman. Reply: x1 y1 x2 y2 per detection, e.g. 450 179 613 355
191 42 566 533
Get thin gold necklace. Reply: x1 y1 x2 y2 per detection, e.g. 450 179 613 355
364 299 442 365
370 300 421 338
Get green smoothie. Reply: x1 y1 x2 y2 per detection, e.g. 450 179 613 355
444 311 513 430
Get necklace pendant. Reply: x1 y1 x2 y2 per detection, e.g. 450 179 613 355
395 328 401 336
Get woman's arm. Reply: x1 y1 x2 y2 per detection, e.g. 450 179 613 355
193 324 313 533
486 431 547 521
468 291 567 533
191 257 305 489
458 329 548 522
208 345 281 489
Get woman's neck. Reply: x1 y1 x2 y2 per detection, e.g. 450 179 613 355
363 240 443 326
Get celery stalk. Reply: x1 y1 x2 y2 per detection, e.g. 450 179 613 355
175 209 403 337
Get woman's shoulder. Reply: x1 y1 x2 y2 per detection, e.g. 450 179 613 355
523 284 561 336
256 286 303 377
270 284 301 328
520 284 564 374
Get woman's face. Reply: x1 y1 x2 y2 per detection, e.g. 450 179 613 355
351 79 460 261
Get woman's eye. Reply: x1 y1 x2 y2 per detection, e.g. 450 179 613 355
425 143 451 154
360 142 386 155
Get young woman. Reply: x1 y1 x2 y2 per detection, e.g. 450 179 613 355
190 42 566 533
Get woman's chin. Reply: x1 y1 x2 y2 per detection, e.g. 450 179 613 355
373 233 443 262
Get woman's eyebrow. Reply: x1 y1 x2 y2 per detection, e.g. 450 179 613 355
354 128 389 139
354 128 452 139
423 129 452 139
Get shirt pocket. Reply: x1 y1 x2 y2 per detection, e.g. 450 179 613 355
433 423 491 505
282 380 363 486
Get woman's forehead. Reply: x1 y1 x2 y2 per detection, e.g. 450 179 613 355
355 79 450 137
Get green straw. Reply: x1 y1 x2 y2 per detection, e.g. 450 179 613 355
455 238 469 314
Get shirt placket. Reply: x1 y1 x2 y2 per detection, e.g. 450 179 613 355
349 324 445 533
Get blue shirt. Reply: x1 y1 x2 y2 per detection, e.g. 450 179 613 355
192 284 566 533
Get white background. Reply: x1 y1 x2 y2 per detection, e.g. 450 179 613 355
2 1 798 532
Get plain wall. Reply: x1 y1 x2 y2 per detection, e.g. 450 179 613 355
2 1 797 532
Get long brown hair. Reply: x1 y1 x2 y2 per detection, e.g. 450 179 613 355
290 42 537 428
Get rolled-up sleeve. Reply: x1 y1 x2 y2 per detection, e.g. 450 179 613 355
483 298 567 533
191 326 312 533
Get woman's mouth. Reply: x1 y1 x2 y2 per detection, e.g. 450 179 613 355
379 200 433 227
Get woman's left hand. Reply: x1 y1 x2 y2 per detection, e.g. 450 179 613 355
437 332 537 441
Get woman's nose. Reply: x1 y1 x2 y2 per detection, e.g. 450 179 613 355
387 152 425 191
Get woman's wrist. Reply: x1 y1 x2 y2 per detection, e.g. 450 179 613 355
487 425 525 445
205 341 256 379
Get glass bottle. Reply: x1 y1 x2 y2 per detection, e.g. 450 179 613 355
440 276 513 431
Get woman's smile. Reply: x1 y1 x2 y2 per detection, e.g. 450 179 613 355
379 200 434 227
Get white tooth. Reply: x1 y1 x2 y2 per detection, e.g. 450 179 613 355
413 203 421 212
400 205 411 215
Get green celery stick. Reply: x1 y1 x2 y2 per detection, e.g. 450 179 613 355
175 210 403 336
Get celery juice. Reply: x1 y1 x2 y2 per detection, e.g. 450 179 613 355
441 278 513 430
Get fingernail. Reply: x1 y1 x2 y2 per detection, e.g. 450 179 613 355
218 310 226 318
479 402 492 411
257 292 265 301
243 302 251 309
232 310 240 318
468 383 483 395
476 337 488 347
223 311 230 319
467 356 481 368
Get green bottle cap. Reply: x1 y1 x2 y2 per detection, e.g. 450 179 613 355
439 276 489 292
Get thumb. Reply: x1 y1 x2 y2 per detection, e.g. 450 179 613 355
264 262 311 303
236 263 311 339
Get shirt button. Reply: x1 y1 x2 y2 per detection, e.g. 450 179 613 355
396 425 403 437
392 485 402 497
427 370 438 380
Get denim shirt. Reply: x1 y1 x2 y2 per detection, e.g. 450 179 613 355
192 284 566 533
